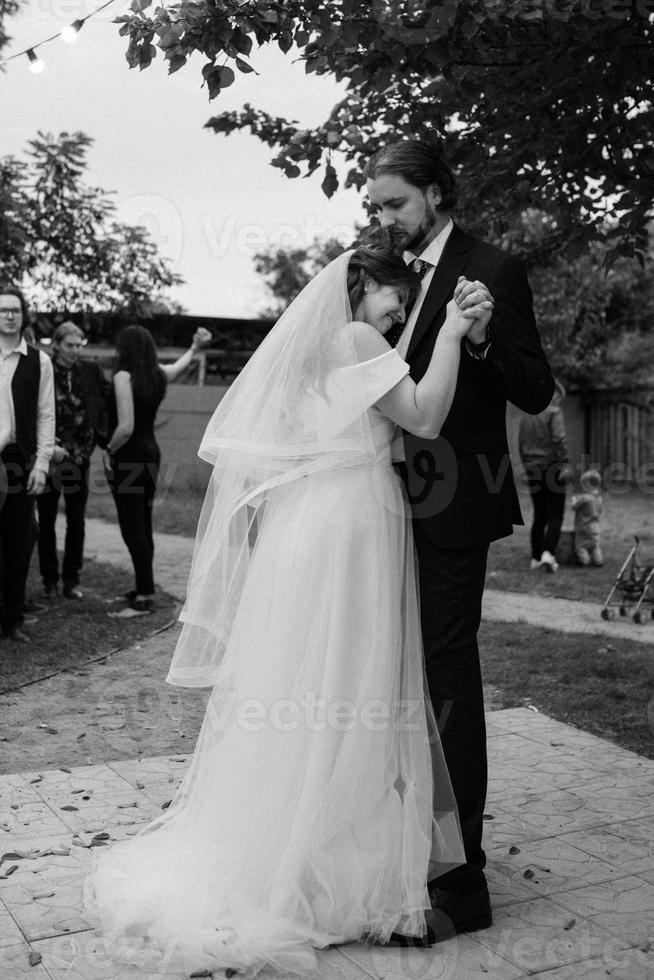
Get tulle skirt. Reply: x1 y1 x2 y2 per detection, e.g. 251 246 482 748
83 461 464 977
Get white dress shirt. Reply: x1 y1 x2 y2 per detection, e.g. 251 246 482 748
392 220 454 462
395 218 454 359
0 337 55 472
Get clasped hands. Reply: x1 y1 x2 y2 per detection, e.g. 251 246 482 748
447 276 494 345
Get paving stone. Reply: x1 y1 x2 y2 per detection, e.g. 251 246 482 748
340 934 525 979
488 836 626 895
474 895 630 974
566 778 654 824
19 764 136 798
527 945 654 978
559 818 654 877
0 774 45 807
107 755 191 789
552 875 654 948
0 905 24 947
32 929 190 978
0 941 53 978
1 706 653 978
0 801 71 839
498 787 621 837
485 863 538 908
33 931 374 979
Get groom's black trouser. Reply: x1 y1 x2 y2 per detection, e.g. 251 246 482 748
413 519 489 893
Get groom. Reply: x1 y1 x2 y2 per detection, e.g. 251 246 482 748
364 140 554 941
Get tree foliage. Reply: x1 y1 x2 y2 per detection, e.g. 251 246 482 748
0 0 21 60
0 131 184 317
115 0 654 262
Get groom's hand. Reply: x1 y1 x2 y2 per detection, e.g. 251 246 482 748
454 277 494 344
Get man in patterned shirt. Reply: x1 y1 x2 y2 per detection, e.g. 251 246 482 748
37 322 108 600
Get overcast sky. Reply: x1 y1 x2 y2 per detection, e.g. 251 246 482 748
1 0 366 316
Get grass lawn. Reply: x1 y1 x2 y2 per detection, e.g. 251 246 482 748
1 558 178 694
488 486 654 604
480 619 654 760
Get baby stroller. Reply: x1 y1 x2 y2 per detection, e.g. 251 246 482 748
601 536 654 624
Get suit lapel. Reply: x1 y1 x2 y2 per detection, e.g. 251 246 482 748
406 223 473 361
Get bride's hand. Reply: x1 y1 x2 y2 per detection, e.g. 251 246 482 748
453 277 494 343
443 295 494 340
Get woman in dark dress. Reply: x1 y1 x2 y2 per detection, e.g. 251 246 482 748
104 324 210 614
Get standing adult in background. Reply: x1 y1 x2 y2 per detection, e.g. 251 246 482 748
365 139 554 941
0 285 55 643
104 324 211 617
37 321 109 601
518 379 572 573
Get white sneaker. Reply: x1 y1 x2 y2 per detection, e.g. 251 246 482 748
530 559 542 570
540 550 559 573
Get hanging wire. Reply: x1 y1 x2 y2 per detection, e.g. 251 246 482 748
0 0 120 69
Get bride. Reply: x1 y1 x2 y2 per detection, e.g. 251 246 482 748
83 244 493 977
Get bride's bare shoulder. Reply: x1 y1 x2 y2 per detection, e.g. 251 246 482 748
349 320 390 360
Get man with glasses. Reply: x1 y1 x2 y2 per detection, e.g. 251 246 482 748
37 321 108 601
0 285 55 642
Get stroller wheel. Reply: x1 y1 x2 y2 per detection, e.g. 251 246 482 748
633 611 645 624
601 608 613 621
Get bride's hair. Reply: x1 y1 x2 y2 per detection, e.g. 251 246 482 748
346 245 420 316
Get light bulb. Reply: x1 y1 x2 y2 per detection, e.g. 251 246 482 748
27 49 44 73
61 19 84 43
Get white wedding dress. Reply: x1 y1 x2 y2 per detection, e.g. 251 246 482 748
83 297 464 977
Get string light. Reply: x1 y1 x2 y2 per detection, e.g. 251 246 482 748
27 49 44 74
0 0 118 73
61 20 85 44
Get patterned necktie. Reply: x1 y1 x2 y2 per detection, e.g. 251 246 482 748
413 258 430 281
387 258 431 348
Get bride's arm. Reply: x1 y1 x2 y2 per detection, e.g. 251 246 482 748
352 298 492 440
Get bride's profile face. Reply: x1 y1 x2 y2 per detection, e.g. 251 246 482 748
357 281 407 335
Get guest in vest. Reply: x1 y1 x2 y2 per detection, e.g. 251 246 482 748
0 285 55 643
37 322 108 600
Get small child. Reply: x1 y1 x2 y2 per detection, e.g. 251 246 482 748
571 469 603 567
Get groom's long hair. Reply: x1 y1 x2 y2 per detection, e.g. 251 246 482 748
364 139 458 211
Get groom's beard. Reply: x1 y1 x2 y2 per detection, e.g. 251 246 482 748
391 203 440 254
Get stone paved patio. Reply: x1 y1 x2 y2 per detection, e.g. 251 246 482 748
2 707 653 979
2 517 652 977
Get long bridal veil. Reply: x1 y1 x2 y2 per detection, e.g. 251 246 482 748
168 249 409 688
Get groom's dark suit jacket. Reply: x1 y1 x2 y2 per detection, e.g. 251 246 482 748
402 224 554 548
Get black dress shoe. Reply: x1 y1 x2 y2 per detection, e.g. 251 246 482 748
2 627 31 643
428 883 492 934
43 583 59 599
63 585 83 600
385 884 492 948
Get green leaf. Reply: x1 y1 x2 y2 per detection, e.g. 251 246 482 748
321 162 338 198
167 53 187 74
218 65 235 88
235 57 256 74
278 29 293 54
